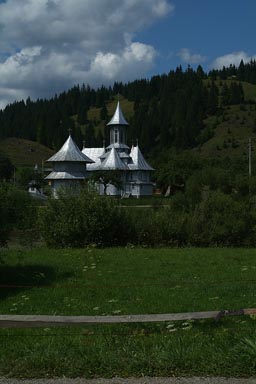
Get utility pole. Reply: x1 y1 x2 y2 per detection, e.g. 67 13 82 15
249 138 252 177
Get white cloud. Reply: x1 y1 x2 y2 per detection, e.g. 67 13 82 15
153 1 174 16
0 0 174 107
0 88 27 110
177 48 206 65
0 47 42 87
90 43 157 81
211 51 256 69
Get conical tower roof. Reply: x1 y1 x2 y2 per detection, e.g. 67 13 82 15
107 101 129 126
101 147 128 170
129 145 154 171
46 135 94 163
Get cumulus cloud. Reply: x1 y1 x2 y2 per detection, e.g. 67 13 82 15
91 43 157 81
177 48 206 65
0 0 173 107
211 51 256 69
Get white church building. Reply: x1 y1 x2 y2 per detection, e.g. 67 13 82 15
45 101 154 197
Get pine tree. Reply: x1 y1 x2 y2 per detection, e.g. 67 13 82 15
100 104 108 121
77 105 88 125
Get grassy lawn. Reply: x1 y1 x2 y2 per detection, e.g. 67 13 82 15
0 247 256 378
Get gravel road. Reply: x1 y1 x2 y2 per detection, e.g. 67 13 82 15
0 378 255 384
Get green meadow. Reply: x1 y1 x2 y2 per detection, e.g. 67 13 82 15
0 247 256 378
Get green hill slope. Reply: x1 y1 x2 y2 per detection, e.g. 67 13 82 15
200 103 256 158
0 137 54 167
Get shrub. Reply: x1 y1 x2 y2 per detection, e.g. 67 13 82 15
39 188 132 247
127 205 188 247
157 208 189 246
39 187 256 248
0 183 36 246
0 153 14 181
188 191 253 246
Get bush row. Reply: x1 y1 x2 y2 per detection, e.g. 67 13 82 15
39 188 256 248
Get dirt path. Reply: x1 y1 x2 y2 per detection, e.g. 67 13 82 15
0 378 255 384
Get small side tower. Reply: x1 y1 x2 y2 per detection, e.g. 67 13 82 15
45 135 94 197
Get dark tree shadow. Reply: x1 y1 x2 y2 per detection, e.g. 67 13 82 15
0 264 72 300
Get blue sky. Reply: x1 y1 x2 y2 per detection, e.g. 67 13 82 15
0 0 255 108
140 0 256 74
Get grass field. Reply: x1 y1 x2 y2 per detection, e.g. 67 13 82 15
0 247 256 378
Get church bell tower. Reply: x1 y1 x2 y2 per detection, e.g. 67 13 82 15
107 101 129 146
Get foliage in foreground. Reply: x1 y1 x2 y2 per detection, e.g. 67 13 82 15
0 183 37 246
39 188 132 247
39 186 256 248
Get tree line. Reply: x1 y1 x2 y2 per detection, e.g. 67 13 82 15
1 61 255 155
209 59 256 84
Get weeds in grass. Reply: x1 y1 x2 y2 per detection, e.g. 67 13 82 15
240 338 256 356
1 247 256 377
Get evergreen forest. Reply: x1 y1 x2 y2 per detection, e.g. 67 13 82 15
1 60 255 154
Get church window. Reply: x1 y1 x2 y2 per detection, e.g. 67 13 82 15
114 128 118 143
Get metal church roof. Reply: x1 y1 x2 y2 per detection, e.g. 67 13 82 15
46 135 94 163
119 152 131 159
101 147 128 170
45 171 86 180
82 147 105 170
107 101 129 126
82 147 105 161
106 143 130 150
129 145 154 171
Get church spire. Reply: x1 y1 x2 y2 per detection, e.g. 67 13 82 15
107 101 129 126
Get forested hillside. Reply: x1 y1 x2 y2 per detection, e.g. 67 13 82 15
0 60 256 180
0 61 254 150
